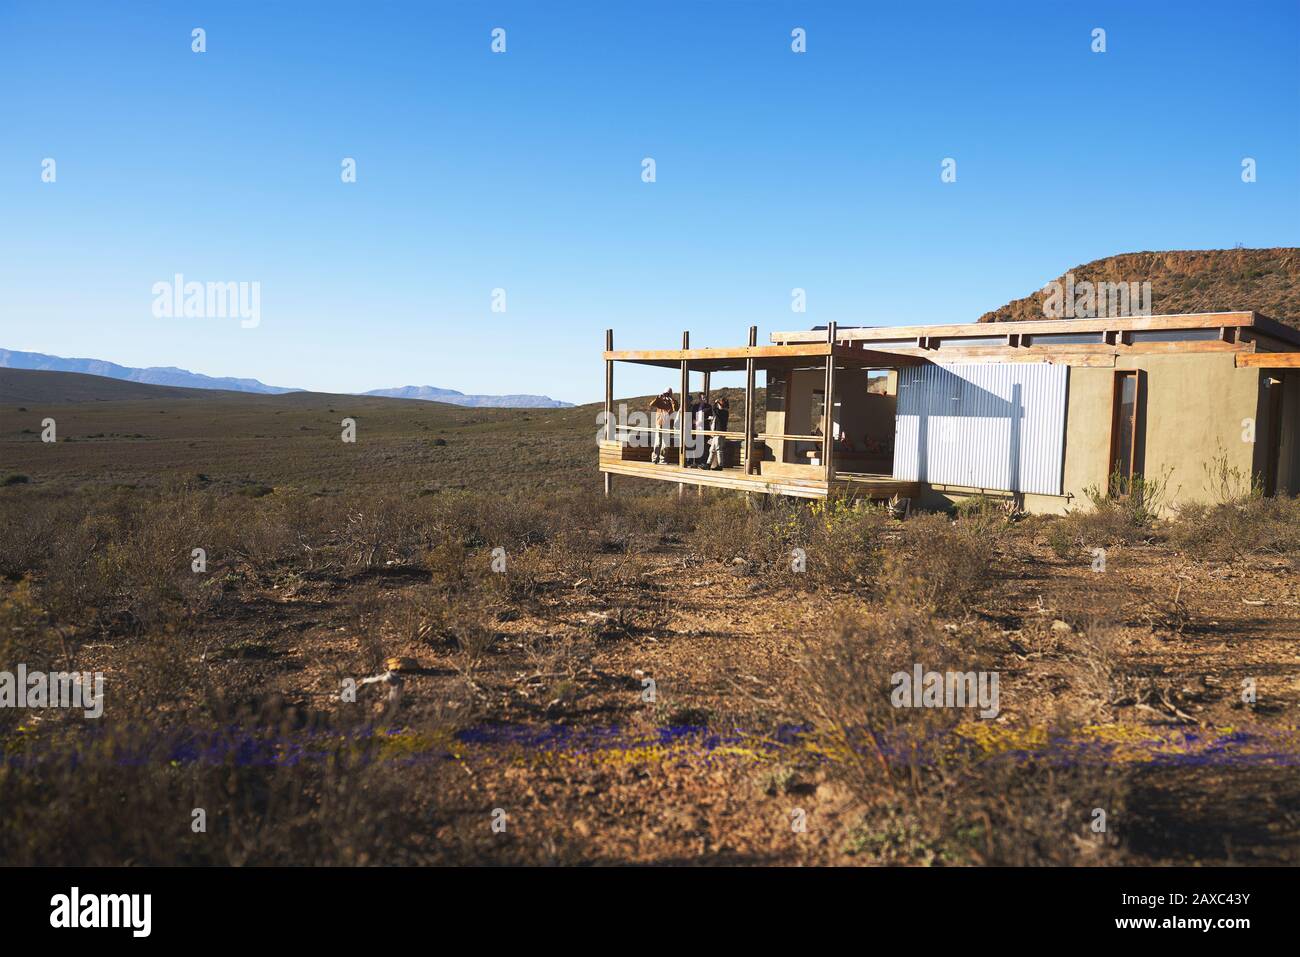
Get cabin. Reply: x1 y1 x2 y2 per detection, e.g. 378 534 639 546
599 312 1300 513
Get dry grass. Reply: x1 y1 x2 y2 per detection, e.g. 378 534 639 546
879 510 1005 615
1172 495 1300 564
2 403 1299 864
795 606 1128 865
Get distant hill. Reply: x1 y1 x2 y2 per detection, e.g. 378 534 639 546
978 248 1300 329
0 367 247 404
363 385 573 408
1 348 299 395
0 350 574 408
0 349 299 394
0 366 571 416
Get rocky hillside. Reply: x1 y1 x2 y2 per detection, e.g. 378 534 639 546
978 248 1300 330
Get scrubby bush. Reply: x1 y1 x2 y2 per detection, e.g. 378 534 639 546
797 606 1128 865
1169 454 1300 562
0 702 443 865
689 495 759 563
690 494 888 588
791 497 889 588
798 606 964 795
879 511 1004 615
1051 468 1175 552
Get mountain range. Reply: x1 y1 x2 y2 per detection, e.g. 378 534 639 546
361 385 572 408
0 349 572 408
0 349 299 394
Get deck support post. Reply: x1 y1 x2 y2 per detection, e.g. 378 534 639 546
604 328 614 497
679 331 689 477
823 321 837 485
701 370 711 480
702 368 711 469
744 325 757 475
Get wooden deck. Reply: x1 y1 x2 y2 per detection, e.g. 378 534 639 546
599 456 919 500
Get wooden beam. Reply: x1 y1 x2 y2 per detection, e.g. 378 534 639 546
744 326 757 474
1237 353 1300 368
913 353 1117 367
606 343 834 362
785 340 1245 363
603 343 926 367
829 345 926 365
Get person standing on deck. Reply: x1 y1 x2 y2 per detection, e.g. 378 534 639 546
688 392 711 467
648 389 679 465
706 397 729 470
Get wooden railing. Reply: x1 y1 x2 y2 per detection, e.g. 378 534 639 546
612 424 820 443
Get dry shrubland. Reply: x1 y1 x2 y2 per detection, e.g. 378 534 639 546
1 471 1298 865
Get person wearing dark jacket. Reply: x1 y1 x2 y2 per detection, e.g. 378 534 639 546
706 397 729 469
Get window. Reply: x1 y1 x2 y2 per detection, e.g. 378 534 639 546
934 336 1008 348
1264 376 1284 497
1024 332 1105 345
1126 328 1221 343
1109 372 1140 491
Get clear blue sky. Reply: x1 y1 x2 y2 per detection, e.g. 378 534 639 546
2 1 1297 403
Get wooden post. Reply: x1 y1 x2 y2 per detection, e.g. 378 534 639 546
701 368 710 480
744 325 757 475
823 321 837 484
679 331 689 472
604 328 614 497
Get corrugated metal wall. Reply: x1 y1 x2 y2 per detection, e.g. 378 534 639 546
892 363 1069 495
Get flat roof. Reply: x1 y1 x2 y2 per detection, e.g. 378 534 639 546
771 311 1300 348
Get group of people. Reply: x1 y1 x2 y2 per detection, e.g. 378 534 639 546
647 388 730 469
